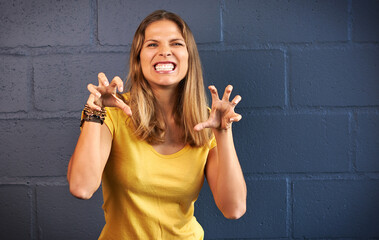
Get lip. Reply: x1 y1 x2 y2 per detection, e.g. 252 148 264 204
153 61 177 73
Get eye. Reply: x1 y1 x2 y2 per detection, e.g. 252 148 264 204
172 42 184 47
147 43 158 47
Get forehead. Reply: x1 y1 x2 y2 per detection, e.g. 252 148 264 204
144 20 183 39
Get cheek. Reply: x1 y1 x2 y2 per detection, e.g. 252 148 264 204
181 53 189 72
140 52 151 74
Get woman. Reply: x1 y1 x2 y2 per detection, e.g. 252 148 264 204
67 10 246 240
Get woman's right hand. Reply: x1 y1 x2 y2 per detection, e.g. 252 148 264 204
86 72 132 116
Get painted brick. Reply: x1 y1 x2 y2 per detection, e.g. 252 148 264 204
0 185 31 240
356 113 379 172
37 185 104 240
233 113 349 173
0 55 29 112
291 48 379 106
33 53 128 112
0 119 78 177
224 0 347 44
293 180 379 238
0 0 91 47
195 178 286 239
98 0 221 45
352 0 379 42
200 50 285 108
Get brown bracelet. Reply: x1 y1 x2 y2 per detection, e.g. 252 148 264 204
80 105 107 127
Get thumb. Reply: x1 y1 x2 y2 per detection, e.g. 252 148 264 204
194 120 211 131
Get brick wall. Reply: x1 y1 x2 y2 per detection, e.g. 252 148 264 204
0 0 378 239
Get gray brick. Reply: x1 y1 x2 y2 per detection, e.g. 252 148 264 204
98 0 221 45
352 0 379 42
195 179 287 239
0 119 79 177
291 48 379 106
356 113 379 172
0 185 31 240
33 53 128 111
293 179 379 238
224 0 348 44
37 185 104 240
233 113 349 173
0 0 91 47
0 55 29 112
200 50 285 108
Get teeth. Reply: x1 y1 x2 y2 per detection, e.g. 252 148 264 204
155 63 174 71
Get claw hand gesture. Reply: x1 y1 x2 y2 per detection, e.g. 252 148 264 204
194 85 242 131
86 72 132 116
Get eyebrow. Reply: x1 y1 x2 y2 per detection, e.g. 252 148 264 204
144 38 185 43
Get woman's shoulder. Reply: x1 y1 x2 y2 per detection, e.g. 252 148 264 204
118 92 130 102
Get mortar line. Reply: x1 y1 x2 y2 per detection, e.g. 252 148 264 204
350 110 358 172
91 0 99 46
288 178 295 239
347 0 353 42
32 185 38 240
220 0 225 43
283 48 290 109
30 58 36 112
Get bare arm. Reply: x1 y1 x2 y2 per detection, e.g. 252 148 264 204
67 72 131 199
67 122 112 199
195 85 246 219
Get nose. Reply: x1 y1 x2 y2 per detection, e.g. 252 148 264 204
158 45 171 57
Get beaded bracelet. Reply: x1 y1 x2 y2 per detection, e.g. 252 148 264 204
80 104 107 127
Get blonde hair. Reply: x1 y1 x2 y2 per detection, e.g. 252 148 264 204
125 10 212 147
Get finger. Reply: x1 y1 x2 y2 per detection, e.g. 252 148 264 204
222 85 233 102
109 76 124 93
87 83 101 98
229 113 242 123
231 95 242 107
208 85 220 103
113 95 132 116
86 94 102 111
98 72 109 87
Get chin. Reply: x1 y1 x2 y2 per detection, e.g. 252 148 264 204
148 76 183 88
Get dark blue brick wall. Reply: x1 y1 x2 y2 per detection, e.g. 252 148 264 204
1 0 378 239
200 50 285 108
223 0 348 44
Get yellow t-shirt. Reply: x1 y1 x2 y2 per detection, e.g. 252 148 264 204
98 98 216 240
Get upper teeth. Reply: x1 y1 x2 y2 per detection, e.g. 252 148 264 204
155 63 174 71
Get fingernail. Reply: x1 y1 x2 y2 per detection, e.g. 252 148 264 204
96 93 101 98
104 81 109 86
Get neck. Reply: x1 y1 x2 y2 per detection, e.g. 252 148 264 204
151 86 178 118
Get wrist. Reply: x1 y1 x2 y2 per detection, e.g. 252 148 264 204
80 105 107 127
212 127 232 137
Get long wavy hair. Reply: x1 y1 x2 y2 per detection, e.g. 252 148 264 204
124 10 212 147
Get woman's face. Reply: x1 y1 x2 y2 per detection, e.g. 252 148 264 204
140 20 189 90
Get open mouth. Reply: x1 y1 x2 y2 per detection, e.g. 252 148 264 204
154 62 176 72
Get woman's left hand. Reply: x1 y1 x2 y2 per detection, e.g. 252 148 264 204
194 85 242 131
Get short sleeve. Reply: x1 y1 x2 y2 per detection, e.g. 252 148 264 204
103 107 117 138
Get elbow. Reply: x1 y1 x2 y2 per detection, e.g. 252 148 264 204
223 205 246 220
67 172 100 200
68 179 97 200
69 185 94 200
219 199 246 220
